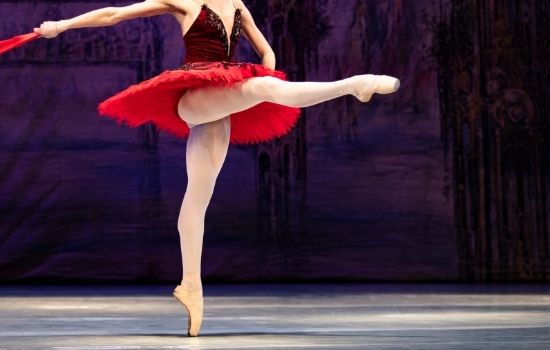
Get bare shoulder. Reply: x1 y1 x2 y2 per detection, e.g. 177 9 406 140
233 0 254 21
143 0 175 10
156 0 199 22
233 0 246 10
150 0 198 14
234 0 248 11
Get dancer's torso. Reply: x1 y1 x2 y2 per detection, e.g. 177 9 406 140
177 2 243 63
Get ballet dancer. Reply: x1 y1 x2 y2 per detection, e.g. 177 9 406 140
31 0 400 336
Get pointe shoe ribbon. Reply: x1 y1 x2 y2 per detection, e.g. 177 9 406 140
173 284 204 336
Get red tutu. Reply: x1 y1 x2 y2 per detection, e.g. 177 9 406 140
97 61 301 145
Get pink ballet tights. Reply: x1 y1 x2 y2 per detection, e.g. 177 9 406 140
177 116 230 291
178 75 358 127
176 74 399 289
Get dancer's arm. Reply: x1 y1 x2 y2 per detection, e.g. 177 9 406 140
234 0 276 70
33 0 174 38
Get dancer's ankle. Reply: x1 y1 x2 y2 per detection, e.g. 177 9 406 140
181 271 203 291
343 75 374 96
341 76 359 96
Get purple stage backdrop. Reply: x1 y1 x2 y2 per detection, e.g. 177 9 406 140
0 0 548 283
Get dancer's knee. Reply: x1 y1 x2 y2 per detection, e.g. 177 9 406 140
177 90 198 125
178 189 212 223
177 216 188 235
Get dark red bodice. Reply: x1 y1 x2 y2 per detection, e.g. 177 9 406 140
183 4 243 63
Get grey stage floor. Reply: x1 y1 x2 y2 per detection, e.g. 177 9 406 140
0 283 549 350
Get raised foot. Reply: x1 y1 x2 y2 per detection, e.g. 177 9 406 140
173 284 204 336
351 74 401 103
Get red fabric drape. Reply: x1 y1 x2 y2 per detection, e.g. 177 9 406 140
0 32 40 56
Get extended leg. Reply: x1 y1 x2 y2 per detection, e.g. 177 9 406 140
177 74 400 126
177 116 231 290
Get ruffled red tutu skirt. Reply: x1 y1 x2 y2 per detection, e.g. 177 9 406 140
97 61 301 145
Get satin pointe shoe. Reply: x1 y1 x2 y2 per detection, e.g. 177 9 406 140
350 74 401 103
173 284 204 336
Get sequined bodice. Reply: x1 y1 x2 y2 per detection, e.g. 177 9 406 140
183 4 242 63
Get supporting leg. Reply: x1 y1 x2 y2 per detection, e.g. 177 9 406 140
177 74 400 126
177 116 231 291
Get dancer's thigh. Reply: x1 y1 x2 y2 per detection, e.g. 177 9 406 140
177 77 281 126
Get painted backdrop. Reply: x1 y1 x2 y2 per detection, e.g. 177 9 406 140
0 0 548 283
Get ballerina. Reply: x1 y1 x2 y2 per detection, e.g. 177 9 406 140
32 0 400 337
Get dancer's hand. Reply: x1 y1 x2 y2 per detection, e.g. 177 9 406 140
33 21 63 38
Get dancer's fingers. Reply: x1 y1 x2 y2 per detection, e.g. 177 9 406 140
34 21 59 38
32 28 45 38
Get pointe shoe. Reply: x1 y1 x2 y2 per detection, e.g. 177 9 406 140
351 74 401 103
173 284 204 336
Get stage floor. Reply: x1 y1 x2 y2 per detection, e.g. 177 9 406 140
0 283 549 349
